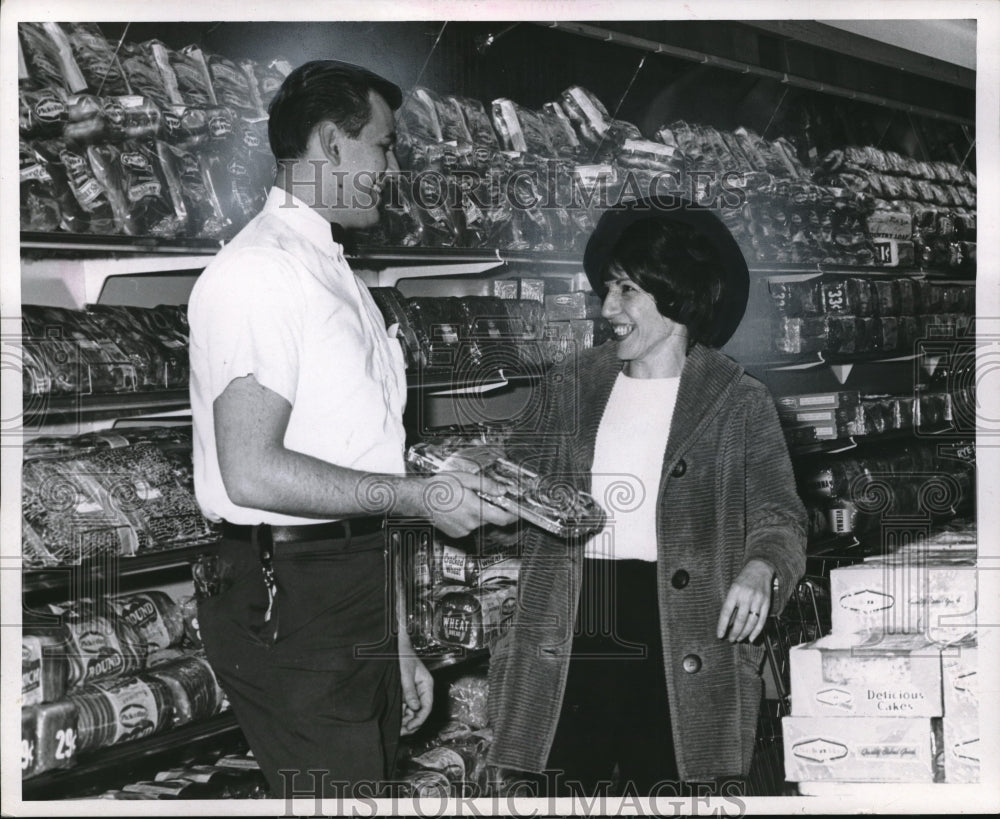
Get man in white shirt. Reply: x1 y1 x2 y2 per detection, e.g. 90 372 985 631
187 60 515 798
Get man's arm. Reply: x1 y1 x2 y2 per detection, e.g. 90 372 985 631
214 374 516 536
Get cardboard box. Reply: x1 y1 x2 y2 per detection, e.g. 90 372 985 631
829 557 978 642
941 644 978 783
491 279 519 300
776 391 861 413
518 278 545 303
782 716 935 782
544 292 588 320
780 406 865 440
789 632 942 717
867 210 913 240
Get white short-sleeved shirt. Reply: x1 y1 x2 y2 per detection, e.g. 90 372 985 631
187 187 407 525
585 372 680 561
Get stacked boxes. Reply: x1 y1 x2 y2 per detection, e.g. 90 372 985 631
828 554 977 644
941 645 979 784
784 550 979 786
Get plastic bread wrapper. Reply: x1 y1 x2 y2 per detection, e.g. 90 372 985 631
406 441 606 539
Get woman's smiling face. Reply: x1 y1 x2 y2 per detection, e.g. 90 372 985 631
601 266 688 371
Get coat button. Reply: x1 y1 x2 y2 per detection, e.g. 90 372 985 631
682 654 702 674
671 459 687 478
671 569 690 589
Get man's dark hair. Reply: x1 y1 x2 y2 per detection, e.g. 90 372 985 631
267 60 403 161
601 218 725 349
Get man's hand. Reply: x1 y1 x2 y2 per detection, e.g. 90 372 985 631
716 558 774 643
398 643 433 736
417 471 519 539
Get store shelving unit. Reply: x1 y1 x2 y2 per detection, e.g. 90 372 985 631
20 712 244 801
17 15 976 801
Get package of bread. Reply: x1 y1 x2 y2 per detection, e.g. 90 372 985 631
434 580 518 650
19 22 88 93
168 45 216 107
397 87 443 143
206 53 257 116
145 655 223 725
86 139 184 237
19 86 69 139
447 672 490 729
19 138 64 232
111 591 185 651
70 675 173 752
36 138 117 234
243 56 292 111
22 628 71 707
156 139 231 239
559 86 611 143
22 700 79 778
119 41 174 109
55 600 148 688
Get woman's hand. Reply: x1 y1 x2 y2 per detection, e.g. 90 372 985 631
716 559 775 643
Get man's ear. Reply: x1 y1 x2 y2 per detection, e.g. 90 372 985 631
315 120 342 165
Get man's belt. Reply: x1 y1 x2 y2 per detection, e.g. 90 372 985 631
221 517 385 544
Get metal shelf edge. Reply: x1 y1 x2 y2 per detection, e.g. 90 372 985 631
20 711 242 800
22 541 220 596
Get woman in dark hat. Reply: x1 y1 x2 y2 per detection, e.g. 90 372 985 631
486 196 807 795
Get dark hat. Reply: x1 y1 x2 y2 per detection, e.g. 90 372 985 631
583 194 750 347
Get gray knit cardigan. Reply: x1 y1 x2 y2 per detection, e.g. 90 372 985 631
486 342 807 780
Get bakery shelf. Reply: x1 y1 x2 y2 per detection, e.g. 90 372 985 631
20 231 226 256
17 369 540 429
19 233 968 279
21 390 192 427
22 540 219 597
788 424 957 457
21 711 242 801
746 350 923 372
420 647 490 673
407 367 542 394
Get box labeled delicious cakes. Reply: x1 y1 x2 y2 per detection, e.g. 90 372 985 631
789 632 943 717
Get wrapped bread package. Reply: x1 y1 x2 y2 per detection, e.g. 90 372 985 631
69 675 173 752
145 655 224 726
447 672 490 729
406 441 605 538
434 581 518 650
54 600 148 688
22 700 79 778
22 629 72 707
111 591 185 651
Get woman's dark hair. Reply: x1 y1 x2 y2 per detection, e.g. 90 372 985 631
267 60 402 161
601 218 724 349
